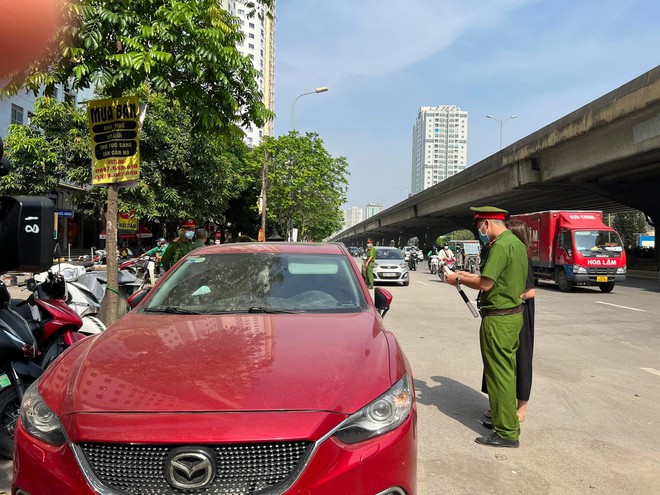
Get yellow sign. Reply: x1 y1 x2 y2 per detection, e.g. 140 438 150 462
88 96 141 185
258 227 265 242
118 211 139 231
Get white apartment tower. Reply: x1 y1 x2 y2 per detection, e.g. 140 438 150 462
411 106 468 194
220 0 276 146
344 206 364 229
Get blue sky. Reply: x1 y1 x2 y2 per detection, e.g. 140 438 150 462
272 0 660 211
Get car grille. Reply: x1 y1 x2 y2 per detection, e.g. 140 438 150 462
79 441 312 494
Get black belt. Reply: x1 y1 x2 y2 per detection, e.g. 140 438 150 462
480 305 523 317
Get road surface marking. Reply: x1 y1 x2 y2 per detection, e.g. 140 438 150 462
595 301 645 312
417 281 430 286
641 368 660 377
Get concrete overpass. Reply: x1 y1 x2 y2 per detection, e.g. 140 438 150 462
333 65 660 247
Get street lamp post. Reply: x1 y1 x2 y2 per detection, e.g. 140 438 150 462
291 87 329 130
285 87 329 242
486 114 517 150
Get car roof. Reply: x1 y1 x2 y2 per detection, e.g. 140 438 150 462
189 242 347 256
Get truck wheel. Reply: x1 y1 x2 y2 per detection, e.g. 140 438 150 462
556 269 573 292
598 282 615 293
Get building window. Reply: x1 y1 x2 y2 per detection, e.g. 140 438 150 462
11 104 24 125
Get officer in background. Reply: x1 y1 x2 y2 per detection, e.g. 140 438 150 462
445 206 527 448
161 219 197 271
363 238 377 289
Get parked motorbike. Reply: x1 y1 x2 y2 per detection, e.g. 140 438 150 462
13 272 86 369
34 263 106 335
0 284 41 459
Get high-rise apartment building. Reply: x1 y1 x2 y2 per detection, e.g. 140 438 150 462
411 106 468 194
365 203 383 219
220 0 276 146
344 206 363 229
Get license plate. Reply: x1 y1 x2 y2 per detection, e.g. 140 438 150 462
596 276 608 282
381 273 397 278
0 374 10 389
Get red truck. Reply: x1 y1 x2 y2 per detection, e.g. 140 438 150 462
510 210 627 293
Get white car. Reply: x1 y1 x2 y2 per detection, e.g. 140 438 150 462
373 246 410 286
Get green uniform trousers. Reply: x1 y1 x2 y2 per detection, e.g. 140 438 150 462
366 262 374 289
481 313 522 441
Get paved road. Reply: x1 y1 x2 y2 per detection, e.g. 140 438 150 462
385 267 660 494
1 270 659 494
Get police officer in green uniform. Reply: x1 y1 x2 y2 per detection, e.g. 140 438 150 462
161 219 197 271
446 206 528 448
363 238 377 289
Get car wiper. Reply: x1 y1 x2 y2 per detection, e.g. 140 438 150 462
143 306 202 315
247 306 302 314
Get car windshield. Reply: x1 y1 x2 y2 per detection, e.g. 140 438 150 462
142 253 368 314
573 230 624 255
375 248 404 260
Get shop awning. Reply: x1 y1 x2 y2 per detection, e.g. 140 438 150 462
99 224 152 239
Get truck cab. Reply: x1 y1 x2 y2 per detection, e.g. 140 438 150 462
512 210 627 293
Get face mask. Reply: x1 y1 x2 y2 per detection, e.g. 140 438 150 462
184 230 195 240
478 225 490 245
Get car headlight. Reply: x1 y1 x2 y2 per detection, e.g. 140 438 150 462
334 375 412 444
20 382 66 446
573 265 587 274
400 262 407 269
617 266 626 274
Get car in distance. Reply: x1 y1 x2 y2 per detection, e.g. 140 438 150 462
348 246 361 257
373 246 410 286
14 242 417 495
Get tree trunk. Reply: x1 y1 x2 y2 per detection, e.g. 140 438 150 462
100 183 120 325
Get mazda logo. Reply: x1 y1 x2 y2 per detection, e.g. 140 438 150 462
165 447 216 490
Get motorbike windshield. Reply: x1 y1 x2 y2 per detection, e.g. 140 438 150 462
573 230 624 257
142 253 368 314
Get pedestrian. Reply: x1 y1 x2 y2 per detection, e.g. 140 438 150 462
363 238 376 289
160 219 197 271
481 220 536 424
192 228 208 249
445 206 528 448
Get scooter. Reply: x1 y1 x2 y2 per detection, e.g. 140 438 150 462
429 255 439 274
34 264 106 335
12 272 86 370
437 258 456 279
0 283 41 459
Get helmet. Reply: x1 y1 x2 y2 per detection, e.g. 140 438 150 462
157 238 166 244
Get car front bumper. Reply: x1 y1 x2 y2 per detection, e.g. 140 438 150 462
13 409 417 495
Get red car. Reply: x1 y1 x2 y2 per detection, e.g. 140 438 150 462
14 242 417 494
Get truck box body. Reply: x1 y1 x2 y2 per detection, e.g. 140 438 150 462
510 210 626 292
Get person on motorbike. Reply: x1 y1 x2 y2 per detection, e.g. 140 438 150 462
437 243 455 271
161 220 197 271
142 238 168 261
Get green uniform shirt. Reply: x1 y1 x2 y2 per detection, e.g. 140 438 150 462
367 246 376 263
480 230 528 310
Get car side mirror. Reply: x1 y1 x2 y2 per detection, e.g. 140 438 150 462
26 278 37 291
127 288 150 309
374 287 393 318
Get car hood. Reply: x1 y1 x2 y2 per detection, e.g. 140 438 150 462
42 312 394 416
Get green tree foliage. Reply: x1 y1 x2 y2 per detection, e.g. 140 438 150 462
0 94 252 222
613 210 648 248
250 132 349 241
1 0 273 133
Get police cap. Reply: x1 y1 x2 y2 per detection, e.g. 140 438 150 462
470 206 508 224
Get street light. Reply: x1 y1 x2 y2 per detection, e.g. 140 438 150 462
291 87 329 130
486 114 517 150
